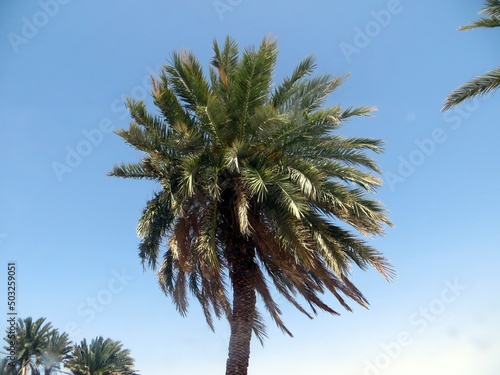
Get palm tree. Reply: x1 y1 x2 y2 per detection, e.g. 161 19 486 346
3 317 73 375
109 35 394 375
4 317 53 375
443 0 500 110
67 337 136 375
40 330 72 375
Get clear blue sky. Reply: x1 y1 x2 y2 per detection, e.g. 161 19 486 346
1 0 499 374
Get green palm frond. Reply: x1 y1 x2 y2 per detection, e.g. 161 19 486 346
443 0 500 110
460 17 500 29
442 66 500 110
340 105 377 119
109 162 158 180
137 190 174 269
481 0 500 15
225 36 278 138
165 50 210 111
271 55 317 109
211 36 239 83
460 0 500 30
283 74 349 116
251 309 268 346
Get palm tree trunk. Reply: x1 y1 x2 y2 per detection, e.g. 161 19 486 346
225 241 256 375
20 359 29 375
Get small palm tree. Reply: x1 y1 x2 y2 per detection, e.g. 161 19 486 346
67 337 136 375
443 0 500 110
4 317 53 375
110 35 394 375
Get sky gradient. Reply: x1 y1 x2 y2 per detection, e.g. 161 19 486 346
1 1 499 374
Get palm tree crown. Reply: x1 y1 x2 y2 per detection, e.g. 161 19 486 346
443 0 500 110
67 337 136 375
5 317 53 375
110 35 394 375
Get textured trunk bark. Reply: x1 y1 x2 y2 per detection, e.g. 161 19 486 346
224 241 256 375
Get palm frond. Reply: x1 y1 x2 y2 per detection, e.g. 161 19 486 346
211 36 239 90
137 190 174 269
108 162 158 180
272 55 317 108
251 308 268 345
459 0 500 30
442 66 500 110
340 105 377 119
165 50 210 111
285 74 349 116
229 36 278 135
443 1 500 110
460 17 500 29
